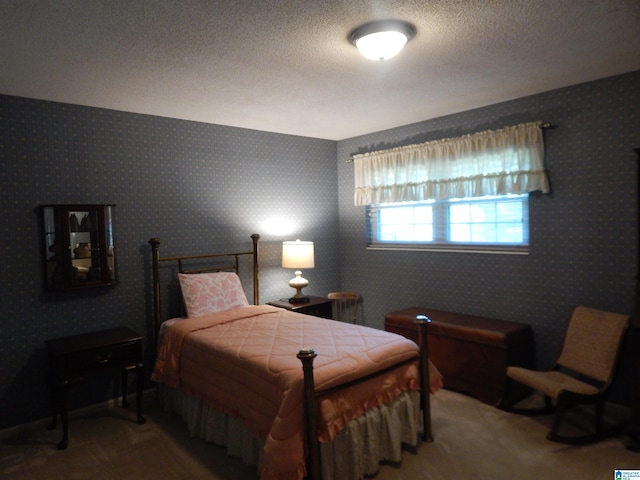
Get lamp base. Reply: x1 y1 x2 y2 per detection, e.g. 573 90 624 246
288 271 310 304
289 296 310 304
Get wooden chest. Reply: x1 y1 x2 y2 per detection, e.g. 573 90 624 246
385 307 534 405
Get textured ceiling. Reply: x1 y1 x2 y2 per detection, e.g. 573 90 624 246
1 1 639 140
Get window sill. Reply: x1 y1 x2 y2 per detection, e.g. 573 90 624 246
366 244 529 255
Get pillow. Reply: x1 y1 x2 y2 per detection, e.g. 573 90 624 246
178 272 249 317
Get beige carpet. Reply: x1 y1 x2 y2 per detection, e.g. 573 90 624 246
1 389 638 480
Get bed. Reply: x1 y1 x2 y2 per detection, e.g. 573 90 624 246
148 234 440 480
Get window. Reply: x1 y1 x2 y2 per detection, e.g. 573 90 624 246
353 122 549 254
368 194 529 253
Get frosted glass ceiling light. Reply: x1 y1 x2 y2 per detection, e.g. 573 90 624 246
349 20 416 61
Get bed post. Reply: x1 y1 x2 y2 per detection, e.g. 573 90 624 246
415 314 433 442
149 238 162 342
251 233 260 305
297 348 320 480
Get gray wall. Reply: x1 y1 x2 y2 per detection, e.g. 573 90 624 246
0 97 338 429
1 70 638 431
336 71 639 379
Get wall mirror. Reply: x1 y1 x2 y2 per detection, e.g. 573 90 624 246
42 204 117 291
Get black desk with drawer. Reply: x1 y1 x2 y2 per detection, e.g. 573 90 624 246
46 327 146 449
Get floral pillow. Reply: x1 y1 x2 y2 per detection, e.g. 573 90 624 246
178 272 249 317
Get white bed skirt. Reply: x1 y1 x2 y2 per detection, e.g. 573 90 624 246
160 385 422 480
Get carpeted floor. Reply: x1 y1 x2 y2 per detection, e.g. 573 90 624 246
1 389 638 479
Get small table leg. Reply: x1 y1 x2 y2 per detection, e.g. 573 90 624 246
120 365 146 424
46 367 69 449
121 368 129 408
135 364 146 424
46 371 58 431
57 382 69 450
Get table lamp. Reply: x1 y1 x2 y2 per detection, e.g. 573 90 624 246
282 240 314 303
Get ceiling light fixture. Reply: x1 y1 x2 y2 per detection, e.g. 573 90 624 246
349 19 416 61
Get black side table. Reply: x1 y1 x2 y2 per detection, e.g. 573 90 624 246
46 327 146 449
268 296 333 319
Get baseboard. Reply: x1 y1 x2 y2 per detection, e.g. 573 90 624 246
0 388 157 441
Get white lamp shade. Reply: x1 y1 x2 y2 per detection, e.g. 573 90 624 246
282 240 314 269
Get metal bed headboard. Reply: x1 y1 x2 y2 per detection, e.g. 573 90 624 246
148 234 260 340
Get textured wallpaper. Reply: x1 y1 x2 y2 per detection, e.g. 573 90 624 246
336 71 639 382
0 98 338 429
0 70 638 430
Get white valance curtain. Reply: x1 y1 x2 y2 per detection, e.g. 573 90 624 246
353 121 549 206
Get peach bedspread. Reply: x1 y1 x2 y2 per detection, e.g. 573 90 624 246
152 305 429 480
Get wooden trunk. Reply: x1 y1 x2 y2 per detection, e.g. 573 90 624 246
385 307 534 406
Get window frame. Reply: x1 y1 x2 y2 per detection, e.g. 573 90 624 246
366 194 530 255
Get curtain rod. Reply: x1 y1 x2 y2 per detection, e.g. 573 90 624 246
345 122 556 162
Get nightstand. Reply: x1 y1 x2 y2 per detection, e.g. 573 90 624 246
45 327 146 449
267 296 333 319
